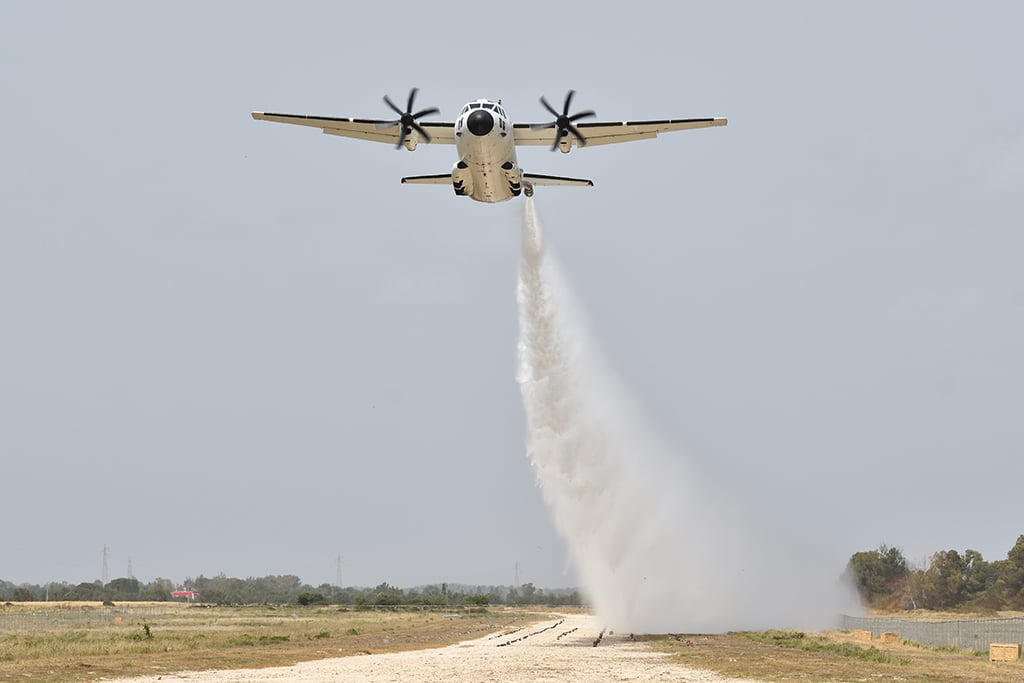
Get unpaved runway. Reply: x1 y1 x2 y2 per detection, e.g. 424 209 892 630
107 614 765 682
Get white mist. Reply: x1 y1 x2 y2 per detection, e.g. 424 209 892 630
516 198 852 633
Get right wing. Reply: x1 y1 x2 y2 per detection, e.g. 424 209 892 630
251 112 457 145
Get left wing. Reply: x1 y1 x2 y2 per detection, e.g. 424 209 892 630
512 117 727 148
251 112 457 145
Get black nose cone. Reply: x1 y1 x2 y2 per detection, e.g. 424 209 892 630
467 109 494 136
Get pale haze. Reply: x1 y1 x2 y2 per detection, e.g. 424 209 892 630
2 1 1022 598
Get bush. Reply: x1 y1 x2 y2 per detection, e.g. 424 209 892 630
296 592 327 606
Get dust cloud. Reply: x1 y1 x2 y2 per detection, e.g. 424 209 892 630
516 198 852 633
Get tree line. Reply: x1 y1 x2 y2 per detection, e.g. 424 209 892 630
845 534 1024 610
0 574 582 608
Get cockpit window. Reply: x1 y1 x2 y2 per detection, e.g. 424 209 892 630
470 103 482 109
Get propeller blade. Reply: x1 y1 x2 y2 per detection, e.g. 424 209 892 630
406 87 418 113
567 123 587 147
411 122 432 144
412 107 440 119
383 95 403 117
551 128 565 152
396 127 410 150
540 96 559 118
568 110 595 122
563 90 576 116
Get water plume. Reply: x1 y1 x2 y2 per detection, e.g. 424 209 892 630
516 198 850 633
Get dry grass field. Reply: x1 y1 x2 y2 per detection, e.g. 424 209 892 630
650 628 1024 682
0 602 529 683
2 603 1023 683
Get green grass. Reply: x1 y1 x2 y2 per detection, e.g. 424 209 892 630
740 629 908 664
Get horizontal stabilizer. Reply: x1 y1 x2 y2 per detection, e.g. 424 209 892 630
523 173 594 187
401 174 451 185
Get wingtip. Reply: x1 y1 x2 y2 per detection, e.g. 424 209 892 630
251 112 264 120
716 117 729 126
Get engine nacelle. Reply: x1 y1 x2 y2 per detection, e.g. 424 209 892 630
558 130 573 154
451 160 473 197
403 128 418 152
500 160 524 196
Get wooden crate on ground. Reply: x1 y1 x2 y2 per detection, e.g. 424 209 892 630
879 632 900 643
851 630 872 641
989 643 1020 662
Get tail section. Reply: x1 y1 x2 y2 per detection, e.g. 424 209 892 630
400 174 451 185
523 173 594 188
401 171 593 201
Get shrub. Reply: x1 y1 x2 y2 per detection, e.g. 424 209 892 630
296 592 327 606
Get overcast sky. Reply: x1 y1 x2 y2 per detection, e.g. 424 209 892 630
2 1 1022 591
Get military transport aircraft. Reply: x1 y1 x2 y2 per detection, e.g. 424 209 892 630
251 89 727 204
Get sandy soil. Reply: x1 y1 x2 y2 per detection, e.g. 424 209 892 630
106 614 765 683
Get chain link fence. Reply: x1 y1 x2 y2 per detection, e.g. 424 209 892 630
0 605 181 631
839 614 1024 653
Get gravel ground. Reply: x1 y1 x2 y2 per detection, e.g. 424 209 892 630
105 614 766 683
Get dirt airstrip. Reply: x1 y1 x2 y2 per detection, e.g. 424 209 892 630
104 613 764 683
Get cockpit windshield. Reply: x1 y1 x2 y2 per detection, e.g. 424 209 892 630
461 101 505 118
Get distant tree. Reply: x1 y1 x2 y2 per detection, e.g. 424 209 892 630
920 550 966 609
140 577 175 602
845 545 909 606
562 590 584 607
68 581 105 601
998 535 1024 609
11 585 36 602
416 584 449 606
198 587 229 605
1009 535 1024 569
333 586 362 605
961 549 996 603
372 582 404 606
106 577 141 600
296 592 327 606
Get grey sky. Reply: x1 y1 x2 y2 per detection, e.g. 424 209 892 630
2 1 1022 590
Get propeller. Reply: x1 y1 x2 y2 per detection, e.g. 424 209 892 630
531 90 596 151
377 88 440 149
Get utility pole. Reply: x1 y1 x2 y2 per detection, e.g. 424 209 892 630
336 554 343 589
101 545 109 585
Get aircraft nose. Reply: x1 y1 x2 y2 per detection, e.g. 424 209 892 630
466 109 494 136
